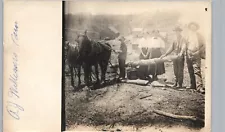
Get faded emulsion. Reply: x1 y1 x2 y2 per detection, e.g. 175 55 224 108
6 21 24 120
63 2 210 131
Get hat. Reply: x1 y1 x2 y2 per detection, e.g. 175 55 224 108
173 26 183 32
118 36 125 41
188 22 200 31
104 37 111 40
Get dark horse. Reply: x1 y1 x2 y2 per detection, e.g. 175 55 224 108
76 34 112 87
65 41 82 89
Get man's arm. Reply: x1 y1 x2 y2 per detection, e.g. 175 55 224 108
193 33 206 58
193 44 205 56
162 42 175 57
123 43 127 54
178 39 187 56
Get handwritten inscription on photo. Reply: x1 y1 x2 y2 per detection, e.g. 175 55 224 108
6 21 24 120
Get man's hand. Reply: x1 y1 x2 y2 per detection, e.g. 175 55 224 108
191 52 200 58
187 51 194 59
160 54 166 59
178 52 183 57
127 61 138 67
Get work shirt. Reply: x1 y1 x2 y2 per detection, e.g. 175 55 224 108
173 36 186 54
118 41 127 60
186 31 199 52
184 31 205 58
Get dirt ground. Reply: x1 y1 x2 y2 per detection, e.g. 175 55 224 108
64 60 205 131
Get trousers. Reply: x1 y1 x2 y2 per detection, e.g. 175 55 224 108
186 54 204 90
119 58 126 78
173 55 185 86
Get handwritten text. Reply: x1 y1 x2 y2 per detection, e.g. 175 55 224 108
6 21 24 120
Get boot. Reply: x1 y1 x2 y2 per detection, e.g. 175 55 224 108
153 75 158 81
172 81 177 87
198 88 205 94
186 85 196 89
177 83 183 88
197 87 205 94
172 81 177 88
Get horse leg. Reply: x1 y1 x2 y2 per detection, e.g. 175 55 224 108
69 65 75 88
89 66 92 83
83 64 90 87
99 61 108 84
73 67 77 89
94 64 100 84
77 65 81 87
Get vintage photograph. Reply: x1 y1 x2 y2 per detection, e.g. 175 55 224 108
63 1 210 131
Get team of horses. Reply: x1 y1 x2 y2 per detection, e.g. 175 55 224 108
65 34 112 90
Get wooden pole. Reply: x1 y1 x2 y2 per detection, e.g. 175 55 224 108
153 109 204 122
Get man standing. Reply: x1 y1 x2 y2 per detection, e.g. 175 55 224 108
160 26 186 88
118 36 127 80
84 30 88 39
184 22 205 94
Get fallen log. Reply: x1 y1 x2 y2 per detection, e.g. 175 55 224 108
109 55 180 68
123 79 149 86
151 81 166 87
127 55 179 67
153 109 204 122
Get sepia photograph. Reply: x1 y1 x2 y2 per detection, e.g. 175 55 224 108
63 1 211 131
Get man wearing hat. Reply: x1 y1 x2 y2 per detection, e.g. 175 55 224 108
160 26 186 88
184 22 205 94
118 36 127 80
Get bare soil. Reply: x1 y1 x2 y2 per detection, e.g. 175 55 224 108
65 61 205 131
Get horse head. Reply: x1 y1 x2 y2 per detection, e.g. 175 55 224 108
65 41 82 66
76 34 92 57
